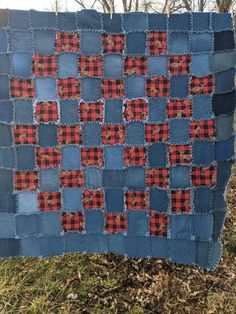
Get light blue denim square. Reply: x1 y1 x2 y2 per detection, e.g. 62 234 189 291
127 211 149 235
58 53 78 78
84 234 108 253
194 187 213 213
60 100 79 124
148 98 167 122
105 100 123 123
18 192 37 213
10 31 32 52
148 143 167 167
20 236 40 257
169 32 189 54
105 146 124 169
0 213 15 238
31 11 57 29
150 188 169 212
170 215 191 240
126 122 145 145
103 13 122 33
16 146 35 170
192 95 213 119
34 30 55 54
12 53 31 77
40 169 59 192
0 55 10 74
39 124 58 147
148 56 167 76
77 10 102 30
211 50 236 74
0 101 13 123
193 141 215 165
170 166 191 188
0 76 10 100
15 214 41 237
85 210 104 233
41 211 61 236
169 13 190 31
80 31 102 54
39 236 64 257
192 13 210 32
62 146 81 170
105 189 124 212
215 68 235 94
35 78 56 100
170 75 189 98
103 170 126 188
149 13 167 31
211 13 233 31
0 30 7 53
104 54 123 78
123 12 147 31
9 10 30 29
126 236 151 257
215 136 235 161
216 114 234 141
58 12 77 31
126 32 146 55
125 77 145 98
83 123 101 146
81 78 101 101
108 234 126 254
170 239 196 265
191 33 213 53
191 215 213 241
14 100 33 123
63 188 82 211
64 233 84 253
216 160 234 189
0 124 12 146
0 148 15 169
169 119 190 144
0 194 16 213
127 167 145 189
84 167 103 189
190 54 210 77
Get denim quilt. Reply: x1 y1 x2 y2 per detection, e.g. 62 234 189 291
0 9 235 270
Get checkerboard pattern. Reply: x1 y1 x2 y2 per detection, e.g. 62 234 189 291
0 10 235 271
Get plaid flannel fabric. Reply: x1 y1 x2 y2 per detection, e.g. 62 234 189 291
60 170 84 188
32 54 57 76
55 31 79 52
13 125 38 145
123 98 148 121
61 212 84 232
83 189 104 209
148 32 167 55
102 79 125 99
168 55 192 75
36 147 61 168
167 99 192 118
10 78 35 98
171 190 191 214
58 125 82 145
105 213 128 234
191 165 217 187
35 101 58 123
57 78 80 99
190 75 215 95
168 144 192 165
81 147 104 167
146 76 170 97
79 101 104 122
124 146 147 166
190 119 216 140
102 34 125 53
124 56 148 75
125 191 148 210
145 123 169 143
150 211 169 237
79 55 103 77
146 168 169 188
38 192 61 211
14 171 39 191
102 124 125 145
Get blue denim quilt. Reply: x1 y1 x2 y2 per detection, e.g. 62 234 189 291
0 9 235 270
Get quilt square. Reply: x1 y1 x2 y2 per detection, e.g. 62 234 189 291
79 55 103 77
168 55 191 75
80 31 102 54
124 146 147 166
79 100 103 122
146 168 169 188
125 191 148 210
148 32 167 54
102 34 125 53
191 165 217 187
150 211 169 237
190 119 216 140
124 56 148 75
55 31 79 52
36 147 61 169
123 98 148 121
39 124 57 147
60 170 84 188
57 78 80 99
145 123 169 143
103 54 123 78
102 79 125 99
81 148 104 167
83 189 104 209
105 213 128 234
38 192 61 211
35 101 58 123
101 124 125 145
146 76 170 97
167 99 192 119
190 75 215 95
0 124 12 146
10 78 35 98
168 144 192 165
32 54 57 76
61 212 84 232
14 171 39 191
171 190 191 214
13 125 37 145
57 125 82 145
126 32 146 54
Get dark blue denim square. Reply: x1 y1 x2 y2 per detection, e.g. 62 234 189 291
16 146 35 170
212 91 235 116
169 119 190 144
148 143 167 167
151 237 169 258
58 12 77 31
14 100 33 123
126 122 145 145
104 54 123 78
9 10 29 29
216 160 234 189
105 189 124 213
12 53 31 77
41 212 61 236
126 236 151 257
84 234 108 253
0 101 13 123
0 30 7 53
212 13 233 31
0 213 15 237
0 55 10 74
34 30 55 54
35 78 56 100
60 100 79 124
213 211 226 240
194 187 213 213
18 192 37 213
169 13 190 31
81 78 101 101
62 146 81 170
148 13 167 31
0 124 12 146
77 10 102 30
0 148 14 169
0 239 19 257
39 124 58 147
58 53 78 78
192 13 210 32
31 11 57 29
192 95 213 119
169 32 189 54
108 234 126 254
170 75 189 98
0 76 10 100
148 98 167 122
127 167 145 189
170 215 191 240
213 188 227 211
170 239 196 265
84 167 103 189
40 169 59 192
83 123 101 146
123 13 147 31
191 215 213 241
39 236 64 257
191 54 210 77
80 31 102 54
65 233 84 253
170 166 190 189
215 136 234 161
128 211 149 236
105 146 123 169
105 100 123 123
193 141 215 165
0 170 13 192
148 56 167 76
0 194 16 213
63 188 82 211
150 188 169 212
15 214 41 237
103 170 126 188
85 210 104 233
191 32 213 53
215 68 235 94
216 114 234 141
103 13 122 32
214 31 234 51
126 32 146 55
125 77 145 98
9 31 32 52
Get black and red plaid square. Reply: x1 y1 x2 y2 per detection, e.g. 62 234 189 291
124 146 147 166
150 211 169 237
191 165 217 187
146 168 169 188
168 55 192 75
58 125 83 145
102 79 125 99
190 119 216 140
123 98 148 121
167 99 192 118
125 191 148 210
81 147 104 167
168 144 192 165
57 78 80 99
190 75 215 95
10 78 35 98
105 213 128 234
124 56 148 75
102 33 125 53
38 192 61 211
14 171 39 191
146 76 170 97
101 124 125 145
145 123 169 143
60 170 84 188
171 189 191 214
79 100 104 122
36 147 61 168
79 55 103 77
13 125 38 145
61 212 84 232
35 101 59 123
55 31 79 52
148 32 167 55
32 54 57 76
83 189 104 209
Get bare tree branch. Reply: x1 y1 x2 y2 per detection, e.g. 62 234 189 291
182 0 192 10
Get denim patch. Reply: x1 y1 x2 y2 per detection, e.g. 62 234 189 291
191 215 213 241
103 170 126 188
169 32 189 54
126 122 145 145
15 214 41 237
0 55 10 74
84 234 108 253
62 146 81 170
191 33 213 53
102 13 122 33
213 188 227 211
123 13 147 31
105 189 124 213
215 69 235 94
211 50 236 73
0 194 16 213
83 123 101 146
0 124 12 146
85 210 104 233
105 146 124 169
0 238 19 257
193 187 213 213
103 54 123 78
58 12 77 31
190 54 210 77
35 78 56 100
214 31 234 51
12 53 31 77
149 188 169 212
215 136 235 161
126 236 151 257
212 13 233 31
9 10 30 29
63 188 82 211
193 141 215 165
108 234 126 254
169 119 190 144
16 146 35 170
84 167 103 189
170 166 190 189
0 148 15 169
40 169 59 192
148 98 167 122
0 30 7 52
213 211 226 240
127 167 145 189
0 101 13 123
18 192 37 213
170 215 191 240
31 11 57 29
0 76 10 100
169 13 190 31
216 114 234 141
9 31 32 52
148 56 167 76
41 211 61 236
58 53 78 78
192 13 210 32
80 31 102 54
170 239 196 265
192 95 213 119
127 211 149 236
81 78 101 101
64 232 84 253
216 160 234 189
34 30 55 54
149 13 167 31
126 32 146 55
14 100 33 123
125 77 145 98
77 10 101 30
148 143 167 167
170 75 189 98
104 100 123 123
212 91 235 116
60 100 79 124
0 213 15 237
39 124 58 147
39 236 64 257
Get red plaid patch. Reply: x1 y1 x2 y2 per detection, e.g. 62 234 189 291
55 31 79 52
145 123 169 143
10 78 35 98
148 32 167 55
102 79 125 99
81 147 104 167
124 56 148 75
167 99 192 118
57 78 80 99
61 212 84 232
168 55 192 75
13 125 38 145
79 55 103 77
190 119 216 140
35 101 58 123
146 76 170 97
150 211 169 237
146 168 169 188
60 170 84 188
123 98 148 121
190 75 215 95
79 100 103 122
58 125 82 145
168 145 192 165
38 192 61 211
36 147 61 168
191 165 217 187
125 191 148 210
105 213 128 234
171 190 191 214
32 54 57 76
14 171 39 191
124 146 147 166
102 33 125 53
102 124 125 145
83 189 104 209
